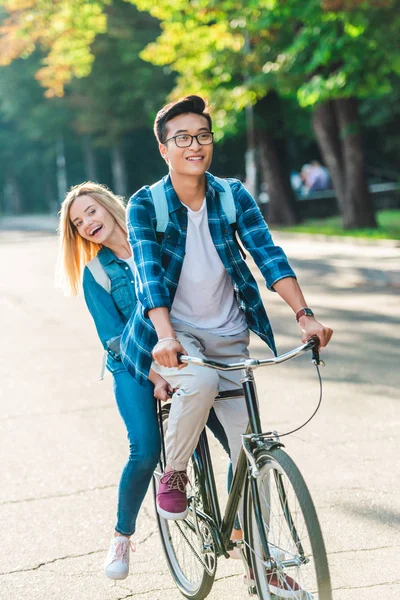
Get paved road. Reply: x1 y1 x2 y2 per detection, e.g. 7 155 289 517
1 228 399 600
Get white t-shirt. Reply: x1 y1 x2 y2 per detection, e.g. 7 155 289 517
120 255 135 281
170 199 247 335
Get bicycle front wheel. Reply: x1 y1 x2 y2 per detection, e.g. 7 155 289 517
245 448 332 600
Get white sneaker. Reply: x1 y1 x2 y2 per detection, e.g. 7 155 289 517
103 536 135 580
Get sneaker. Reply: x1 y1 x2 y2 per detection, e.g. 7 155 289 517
245 568 306 599
267 571 306 599
243 546 306 599
156 470 189 520
103 536 135 580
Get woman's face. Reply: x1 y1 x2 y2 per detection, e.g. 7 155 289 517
69 195 117 244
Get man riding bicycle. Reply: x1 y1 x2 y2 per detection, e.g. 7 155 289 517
121 94 333 596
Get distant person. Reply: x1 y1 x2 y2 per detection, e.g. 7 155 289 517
301 161 331 194
56 182 231 581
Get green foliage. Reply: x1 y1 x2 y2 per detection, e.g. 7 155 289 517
0 0 109 96
67 1 174 144
130 0 400 123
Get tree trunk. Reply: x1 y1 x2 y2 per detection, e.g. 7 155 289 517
312 98 376 229
312 101 345 212
258 135 299 226
244 104 257 200
56 135 68 204
335 98 376 228
254 92 299 226
3 173 22 215
111 142 128 197
83 135 97 181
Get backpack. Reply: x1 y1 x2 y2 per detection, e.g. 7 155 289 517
87 176 237 293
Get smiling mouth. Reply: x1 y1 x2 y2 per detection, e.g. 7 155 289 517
89 225 103 237
186 156 203 161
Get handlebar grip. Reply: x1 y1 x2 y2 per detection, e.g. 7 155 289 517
310 335 321 365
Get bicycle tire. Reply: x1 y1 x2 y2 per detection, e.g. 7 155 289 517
152 406 217 600
245 448 332 600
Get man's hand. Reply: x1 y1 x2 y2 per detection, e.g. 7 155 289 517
298 316 333 348
152 339 188 369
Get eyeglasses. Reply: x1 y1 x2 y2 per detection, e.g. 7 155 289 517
163 132 214 148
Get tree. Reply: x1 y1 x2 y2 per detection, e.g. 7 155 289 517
2 0 399 227
0 0 302 224
0 0 175 198
66 0 174 194
0 0 108 97
0 48 72 213
132 0 400 228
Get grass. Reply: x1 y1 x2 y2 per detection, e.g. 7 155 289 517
278 209 400 240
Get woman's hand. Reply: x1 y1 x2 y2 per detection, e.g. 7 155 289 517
149 369 176 401
153 378 175 402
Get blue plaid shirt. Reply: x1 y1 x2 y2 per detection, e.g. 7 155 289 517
121 172 296 384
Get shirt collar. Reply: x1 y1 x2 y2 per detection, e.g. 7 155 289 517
163 171 224 212
97 246 118 266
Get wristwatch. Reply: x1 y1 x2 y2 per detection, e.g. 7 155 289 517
295 307 315 322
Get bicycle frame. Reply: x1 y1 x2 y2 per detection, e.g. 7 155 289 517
188 367 282 560
157 339 320 559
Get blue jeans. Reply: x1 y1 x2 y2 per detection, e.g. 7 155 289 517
113 370 160 536
113 370 234 536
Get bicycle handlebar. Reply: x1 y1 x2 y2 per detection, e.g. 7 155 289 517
178 336 321 371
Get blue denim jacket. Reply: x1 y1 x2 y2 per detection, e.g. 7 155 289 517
83 247 136 375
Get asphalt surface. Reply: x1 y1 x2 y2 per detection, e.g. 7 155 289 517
1 224 399 600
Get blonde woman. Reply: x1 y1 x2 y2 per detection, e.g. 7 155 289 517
57 182 174 580
57 182 232 581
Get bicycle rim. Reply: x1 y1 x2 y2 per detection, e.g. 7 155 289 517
246 448 332 600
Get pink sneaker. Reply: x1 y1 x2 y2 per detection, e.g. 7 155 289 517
244 567 306 599
157 470 189 520
267 571 306 599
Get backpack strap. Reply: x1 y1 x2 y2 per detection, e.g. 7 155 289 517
86 256 111 293
149 176 243 256
214 176 246 260
150 180 169 233
214 176 236 224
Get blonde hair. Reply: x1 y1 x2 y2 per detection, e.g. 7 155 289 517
56 181 127 296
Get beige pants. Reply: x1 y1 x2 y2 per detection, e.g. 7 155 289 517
152 325 250 471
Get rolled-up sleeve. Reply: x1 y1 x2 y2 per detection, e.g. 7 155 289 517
126 187 171 316
232 180 296 290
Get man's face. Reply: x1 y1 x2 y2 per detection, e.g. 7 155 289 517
159 113 213 176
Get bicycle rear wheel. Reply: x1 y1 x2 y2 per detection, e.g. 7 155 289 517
245 448 332 600
153 406 217 600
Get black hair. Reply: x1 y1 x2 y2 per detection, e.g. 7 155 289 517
154 95 212 144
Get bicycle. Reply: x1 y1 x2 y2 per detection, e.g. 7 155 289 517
153 338 332 600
